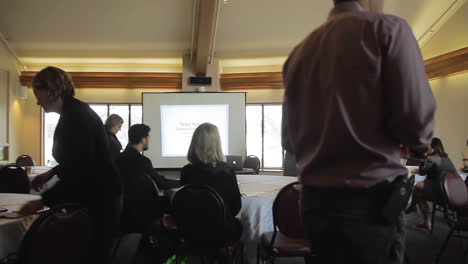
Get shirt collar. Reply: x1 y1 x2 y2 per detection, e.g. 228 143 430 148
329 1 364 19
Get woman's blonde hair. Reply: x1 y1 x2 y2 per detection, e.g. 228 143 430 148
105 114 124 131
187 123 224 165
32 66 75 100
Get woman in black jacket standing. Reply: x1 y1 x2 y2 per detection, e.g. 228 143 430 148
180 123 242 243
105 114 123 160
20 66 122 263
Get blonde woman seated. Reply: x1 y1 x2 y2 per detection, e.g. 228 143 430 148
180 123 242 243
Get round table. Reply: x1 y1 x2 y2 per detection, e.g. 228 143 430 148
236 175 297 264
0 193 41 259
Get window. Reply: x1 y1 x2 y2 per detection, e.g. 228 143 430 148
43 102 284 170
43 103 142 166
246 104 283 169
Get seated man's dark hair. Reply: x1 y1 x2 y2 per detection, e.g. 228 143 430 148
128 124 151 144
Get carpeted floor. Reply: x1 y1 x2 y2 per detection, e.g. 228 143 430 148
405 210 467 264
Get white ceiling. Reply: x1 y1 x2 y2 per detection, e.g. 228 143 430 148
0 0 464 67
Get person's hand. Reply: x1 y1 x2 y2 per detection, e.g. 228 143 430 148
18 199 45 215
411 169 418 174
31 170 54 192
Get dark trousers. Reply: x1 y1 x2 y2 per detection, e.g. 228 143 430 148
301 182 405 264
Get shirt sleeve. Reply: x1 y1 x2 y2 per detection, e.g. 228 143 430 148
381 17 436 154
227 167 242 216
144 157 180 190
419 156 434 176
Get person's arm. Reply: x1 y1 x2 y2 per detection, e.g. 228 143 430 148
381 17 436 154
227 167 242 216
143 157 180 190
281 103 292 153
418 157 434 176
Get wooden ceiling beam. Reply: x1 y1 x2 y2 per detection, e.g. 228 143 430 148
425 47 468 80
194 0 219 76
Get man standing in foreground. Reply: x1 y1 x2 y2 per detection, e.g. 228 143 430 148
283 0 436 263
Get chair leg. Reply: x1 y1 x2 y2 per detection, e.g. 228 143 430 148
256 244 261 264
404 250 410 264
431 203 436 233
464 242 468 261
435 227 455 264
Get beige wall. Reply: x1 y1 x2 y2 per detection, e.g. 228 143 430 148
0 42 23 164
429 72 468 170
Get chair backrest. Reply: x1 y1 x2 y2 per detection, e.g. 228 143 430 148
172 184 226 246
442 171 468 210
272 182 304 239
243 155 260 174
0 165 30 193
15 155 35 167
18 204 94 264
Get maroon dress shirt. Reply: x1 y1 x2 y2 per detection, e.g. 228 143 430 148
283 2 436 188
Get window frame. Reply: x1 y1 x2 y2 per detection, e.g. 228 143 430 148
41 102 142 165
246 103 284 170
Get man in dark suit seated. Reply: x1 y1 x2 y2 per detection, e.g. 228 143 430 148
117 124 178 263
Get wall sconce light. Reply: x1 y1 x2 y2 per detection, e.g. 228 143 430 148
18 85 28 99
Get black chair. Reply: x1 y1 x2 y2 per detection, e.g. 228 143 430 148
435 172 468 264
0 165 30 193
15 155 35 167
243 155 260 174
172 184 243 263
16 203 142 264
257 182 314 264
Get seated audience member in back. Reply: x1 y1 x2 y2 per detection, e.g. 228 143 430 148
117 124 178 263
181 123 242 243
412 137 457 230
119 124 179 190
116 124 163 232
462 138 468 172
105 114 123 160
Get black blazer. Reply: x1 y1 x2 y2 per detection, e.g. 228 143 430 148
107 131 122 161
42 97 122 206
116 146 164 232
180 161 242 218
131 148 180 190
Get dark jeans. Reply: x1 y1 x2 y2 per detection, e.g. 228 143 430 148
301 182 406 264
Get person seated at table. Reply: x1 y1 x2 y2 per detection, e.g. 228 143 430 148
117 123 178 262
118 123 179 191
20 66 122 263
462 138 468 173
105 114 124 161
180 123 242 243
412 137 457 230
116 124 164 232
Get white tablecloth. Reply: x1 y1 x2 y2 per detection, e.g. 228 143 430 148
236 175 297 264
0 193 41 259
